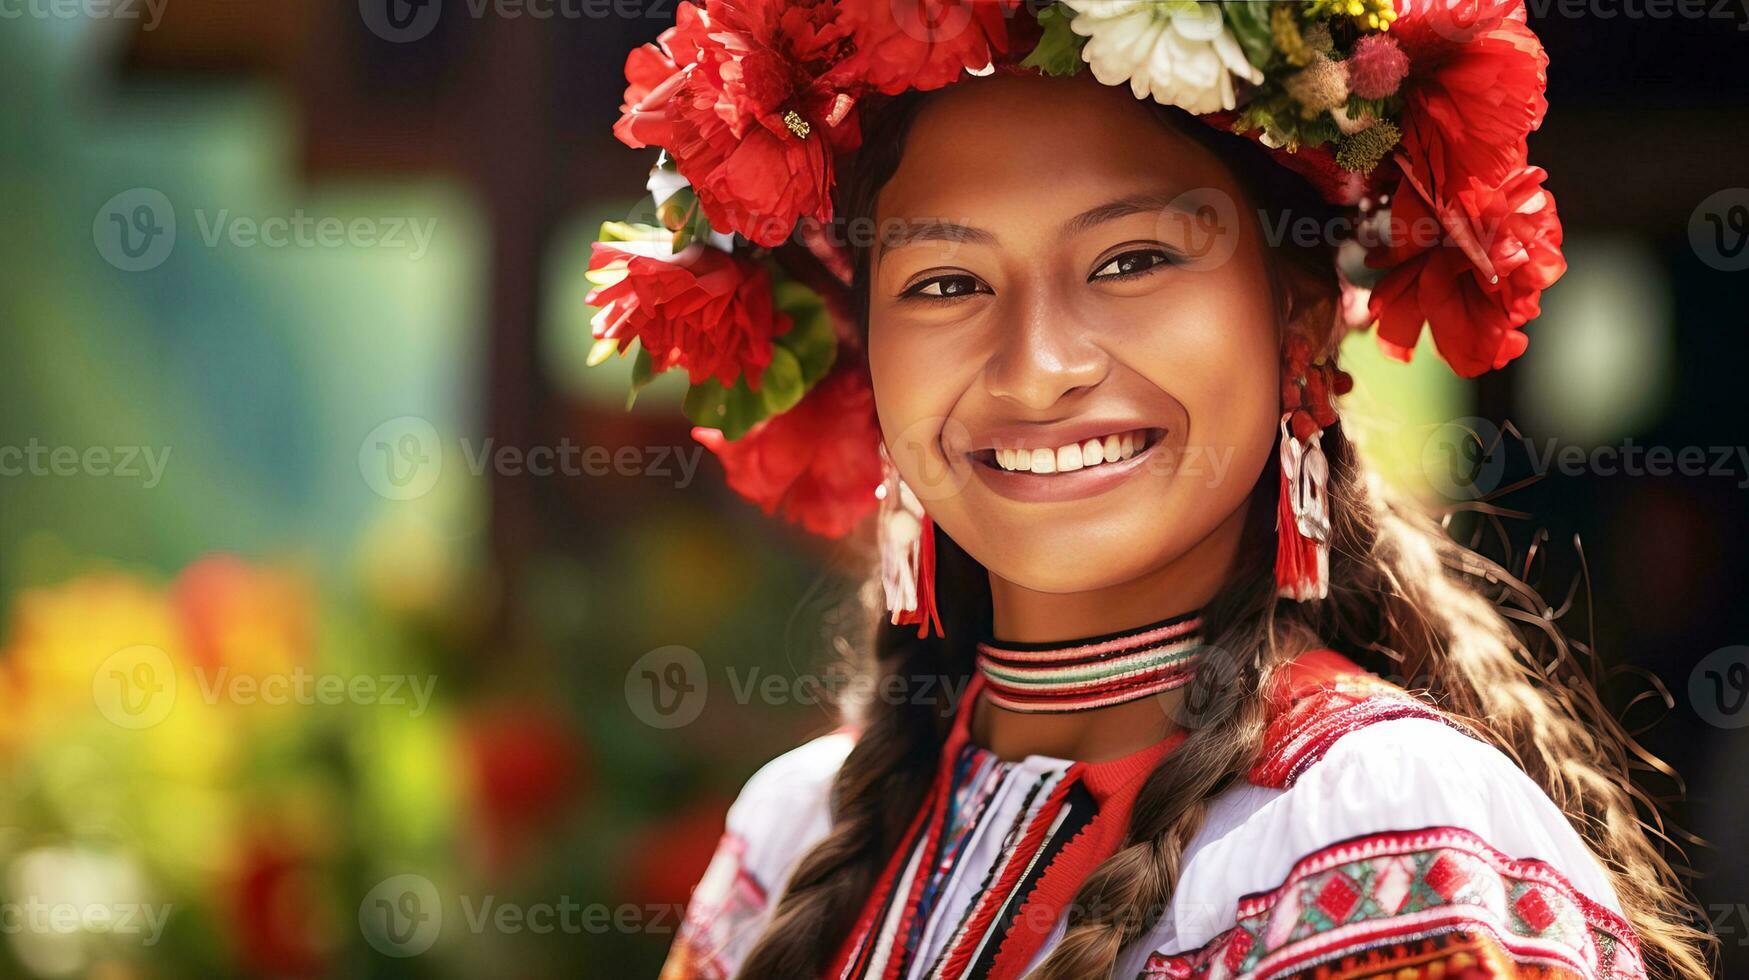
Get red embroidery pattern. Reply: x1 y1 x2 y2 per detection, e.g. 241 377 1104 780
1250 650 1482 789
1139 827 1646 980
659 833 768 980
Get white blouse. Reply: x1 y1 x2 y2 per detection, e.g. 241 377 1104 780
660 654 1644 980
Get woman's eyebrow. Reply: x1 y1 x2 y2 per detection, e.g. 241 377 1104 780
879 218 998 253
880 190 1192 254
1061 190 1190 236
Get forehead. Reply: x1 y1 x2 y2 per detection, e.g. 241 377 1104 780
874 73 1242 226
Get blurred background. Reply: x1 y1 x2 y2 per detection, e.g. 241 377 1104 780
0 2 1744 978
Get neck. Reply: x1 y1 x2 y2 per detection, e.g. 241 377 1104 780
972 505 1247 762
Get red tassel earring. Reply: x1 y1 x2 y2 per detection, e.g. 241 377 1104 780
1277 336 1352 602
878 446 942 638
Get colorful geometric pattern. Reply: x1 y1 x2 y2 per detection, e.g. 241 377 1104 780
1249 650 1483 788
975 611 1204 713
1139 827 1646 980
659 833 767 980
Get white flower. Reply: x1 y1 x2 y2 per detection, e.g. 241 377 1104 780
1064 0 1264 115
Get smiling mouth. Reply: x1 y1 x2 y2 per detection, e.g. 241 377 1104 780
969 427 1164 475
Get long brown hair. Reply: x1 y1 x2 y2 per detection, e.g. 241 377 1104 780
736 87 1714 980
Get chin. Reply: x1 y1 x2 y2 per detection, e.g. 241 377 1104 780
962 517 1199 594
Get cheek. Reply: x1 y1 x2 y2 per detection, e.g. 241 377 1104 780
867 315 971 485
1111 263 1282 508
1126 270 1281 438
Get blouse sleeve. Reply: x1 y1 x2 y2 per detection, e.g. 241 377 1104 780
1137 717 1646 980
659 731 853 980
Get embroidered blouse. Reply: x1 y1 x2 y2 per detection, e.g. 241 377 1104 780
660 651 1645 979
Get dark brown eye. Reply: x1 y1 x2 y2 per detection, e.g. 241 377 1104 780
1091 249 1173 281
905 274 988 299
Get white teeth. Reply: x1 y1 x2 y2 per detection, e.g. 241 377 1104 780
990 429 1152 473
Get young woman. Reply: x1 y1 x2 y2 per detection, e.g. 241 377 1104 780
589 2 1713 977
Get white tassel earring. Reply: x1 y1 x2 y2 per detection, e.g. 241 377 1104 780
877 445 941 638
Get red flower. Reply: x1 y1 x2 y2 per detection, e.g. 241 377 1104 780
1391 0 1548 188
463 705 585 874
618 796 733 912
828 0 1024 95
618 6 708 112
615 0 862 247
693 365 882 538
588 243 792 389
1368 159 1565 376
232 840 328 978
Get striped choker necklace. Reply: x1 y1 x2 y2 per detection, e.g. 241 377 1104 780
975 610 1205 713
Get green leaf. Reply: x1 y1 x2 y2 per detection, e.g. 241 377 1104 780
681 346 812 440
1223 1 1279 71
1019 3 1086 77
683 377 762 441
771 280 837 386
757 347 805 416
625 347 659 409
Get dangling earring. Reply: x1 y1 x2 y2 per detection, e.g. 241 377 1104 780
877 445 942 638
1276 335 1351 602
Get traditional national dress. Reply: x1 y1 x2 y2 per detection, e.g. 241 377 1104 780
660 631 1641 980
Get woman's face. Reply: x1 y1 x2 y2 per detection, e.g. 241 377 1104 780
867 73 1286 596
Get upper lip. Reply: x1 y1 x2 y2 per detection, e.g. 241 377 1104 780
958 418 1162 454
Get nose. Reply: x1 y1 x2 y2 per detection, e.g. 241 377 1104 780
981 289 1110 411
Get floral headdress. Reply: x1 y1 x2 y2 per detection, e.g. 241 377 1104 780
587 0 1565 547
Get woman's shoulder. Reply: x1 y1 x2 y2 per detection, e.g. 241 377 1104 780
660 731 852 980
1131 651 1645 980
721 729 853 885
